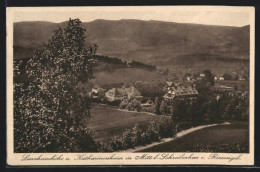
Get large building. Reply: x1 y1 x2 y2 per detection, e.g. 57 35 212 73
105 86 142 101
163 82 198 101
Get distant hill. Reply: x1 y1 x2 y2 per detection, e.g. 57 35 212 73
14 19 250 72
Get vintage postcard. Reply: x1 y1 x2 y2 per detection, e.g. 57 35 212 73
6 6 255 166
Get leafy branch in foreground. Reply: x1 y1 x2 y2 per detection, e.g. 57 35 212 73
14 18 98 152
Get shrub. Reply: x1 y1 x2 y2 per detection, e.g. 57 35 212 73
141 106 153 113
78 130 99 152
152 97 161 115
158 118 176 138
103 119 176 151
140 131 150 145
122 129 134 149
126 99 141 112
109 136 123 151
146 120 160 142
132 125 143 146
160 100 168 115
119 99 129 109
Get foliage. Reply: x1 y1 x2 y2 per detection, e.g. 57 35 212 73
158 117 176 138
101 97 121 106
172 100 190 120
118 98 142 112
14 18 98 152
125 99 142 112
140 99 154 113
203 70 215 86
109 136 123 151
171 88 249 122
132 125 143 146
141 106 154 113
223 73 239 81
159 100 168 115
146 120 160 142
93 55 126 64
128 60 157 71
134 82 164 98
122 129 135 149
119 99 129 109
195 70 214 92
153 97 161 115
234 84 238 91
102 119 176 151
219 91 249 120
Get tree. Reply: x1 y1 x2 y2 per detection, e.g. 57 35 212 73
146 120 160 142
119 99 129 109
122 129 134 149
126 99 141 112
203 70 215 86
172 100 189 120
223 73 232 80
234 84 238 91
14 18 98 152
160 100 168 115
153 97 160 115
132 124 143 146
93 43 98 55
195 70 214 93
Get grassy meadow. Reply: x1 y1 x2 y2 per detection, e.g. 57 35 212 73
215 80 249 91
139 121 249 153
87 103 170 143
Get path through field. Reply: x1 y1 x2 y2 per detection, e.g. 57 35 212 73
139 121 249 153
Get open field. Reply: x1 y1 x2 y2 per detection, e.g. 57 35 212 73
90 68 166 86
88 104 169 143
140 121 249 153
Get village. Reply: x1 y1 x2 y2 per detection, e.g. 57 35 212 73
82 69 249 116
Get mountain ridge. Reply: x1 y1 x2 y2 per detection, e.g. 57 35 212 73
15 19 249 28
13 19 249 72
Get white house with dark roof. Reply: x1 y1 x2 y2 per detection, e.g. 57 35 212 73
163 83 198 101
105 86 142 101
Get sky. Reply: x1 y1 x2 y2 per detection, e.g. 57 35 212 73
11 6 253 27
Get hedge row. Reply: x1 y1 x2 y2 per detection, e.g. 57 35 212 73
99 118 176 152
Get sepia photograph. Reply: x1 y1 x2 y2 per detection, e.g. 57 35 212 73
6 6 255 165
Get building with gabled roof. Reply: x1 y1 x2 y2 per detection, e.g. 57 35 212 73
105 86 142 101
163 84 198 101
164 81 183 91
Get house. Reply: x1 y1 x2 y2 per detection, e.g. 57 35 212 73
214 76 224 80
165 81 176 88
105 86 142 101
164 82 182 91
238 76 246 81
89 87 105 99
163 84 198 101
219 76 224 80
199 73 206 78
